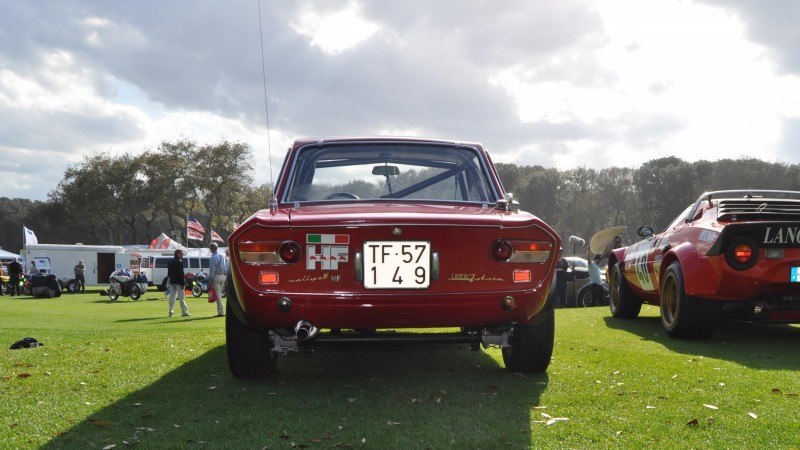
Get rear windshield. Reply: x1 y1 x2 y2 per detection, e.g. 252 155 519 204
283 143 497 204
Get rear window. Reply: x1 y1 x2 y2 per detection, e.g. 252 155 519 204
284 143 496 204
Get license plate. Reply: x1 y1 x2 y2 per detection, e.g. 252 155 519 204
363 241 431 289
792 267 800 283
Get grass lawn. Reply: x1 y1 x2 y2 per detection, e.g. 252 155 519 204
2 288 800 449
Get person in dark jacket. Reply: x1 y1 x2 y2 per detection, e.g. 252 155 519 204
8 258 23 296
167 249 190 317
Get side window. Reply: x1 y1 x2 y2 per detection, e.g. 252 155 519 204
201 258 210 269
155 258 170 269
182 259 189 268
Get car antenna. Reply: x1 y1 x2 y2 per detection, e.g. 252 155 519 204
257 0 276 210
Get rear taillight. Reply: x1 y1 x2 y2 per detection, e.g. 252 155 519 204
490 240 514 262
490 240 553 263
278 241 302 263
239 240 301 264
726 237 758 270
733 244 753 264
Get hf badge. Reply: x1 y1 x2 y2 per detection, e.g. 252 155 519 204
306 234 349 270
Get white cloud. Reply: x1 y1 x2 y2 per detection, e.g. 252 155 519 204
489 0 800 168
2 0 800 201
289 1 379 55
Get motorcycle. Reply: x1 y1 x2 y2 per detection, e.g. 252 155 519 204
163 272 198 298
108 270 148 301
191 271 226 298
191 271 209 297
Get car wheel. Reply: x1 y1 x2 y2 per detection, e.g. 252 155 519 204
660 262 720 339
501 307 554 373
66 280 77 293
576 286 594 307
192 284 203 297
225 276 277 377
608 264 641 319
130 284 142 301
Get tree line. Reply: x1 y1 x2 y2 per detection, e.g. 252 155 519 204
0 140 272 253
1 141 799 254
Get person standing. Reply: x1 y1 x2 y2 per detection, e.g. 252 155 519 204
588 254 605 307
208 243 227 317
167 249 190 317
8 257 23 296
73 259 86 293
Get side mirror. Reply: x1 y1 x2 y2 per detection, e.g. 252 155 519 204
637 226 654 238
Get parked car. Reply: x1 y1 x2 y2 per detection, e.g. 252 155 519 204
225 137 561 377
563 256 609 307
608 189 800 338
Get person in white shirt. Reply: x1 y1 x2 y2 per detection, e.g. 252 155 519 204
208 243 227 317
588 254 605 306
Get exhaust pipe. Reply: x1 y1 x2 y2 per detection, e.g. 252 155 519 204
295 320 319 342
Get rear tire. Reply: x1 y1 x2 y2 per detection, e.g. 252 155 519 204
502 305 554 373
67 280 78 293
609 264 641 319
160 278 169 292
192 284 203 297
225 275 277 377
660 262 720 339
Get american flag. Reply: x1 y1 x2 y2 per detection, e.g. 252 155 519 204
187 215 206 233
187 228 204 241
211 229 224 242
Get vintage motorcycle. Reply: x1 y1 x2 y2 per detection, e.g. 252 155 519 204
108 270 148 301
191 271 226 298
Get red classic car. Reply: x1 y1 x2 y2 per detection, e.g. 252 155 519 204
225 137 561 377
608 189 800 338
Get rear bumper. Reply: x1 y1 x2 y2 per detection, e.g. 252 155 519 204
233 282 548 329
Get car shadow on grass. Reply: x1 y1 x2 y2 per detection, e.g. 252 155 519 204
44 343 547 448
604 315 800 370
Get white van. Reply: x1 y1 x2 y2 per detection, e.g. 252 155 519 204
139 255 210 291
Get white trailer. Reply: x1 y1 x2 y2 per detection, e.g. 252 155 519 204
24 244 129 286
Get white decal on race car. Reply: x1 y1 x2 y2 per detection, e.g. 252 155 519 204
624 239 655 291
698 229 719 243
306 245 349 270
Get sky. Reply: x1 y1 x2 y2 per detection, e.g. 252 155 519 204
2 0 800 201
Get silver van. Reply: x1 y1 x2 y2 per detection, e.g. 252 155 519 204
139 256 210 291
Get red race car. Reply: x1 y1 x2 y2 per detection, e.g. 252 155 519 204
608 189 800 338
225 137 561 377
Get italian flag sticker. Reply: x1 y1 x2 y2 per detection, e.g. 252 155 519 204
307 234 350 244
